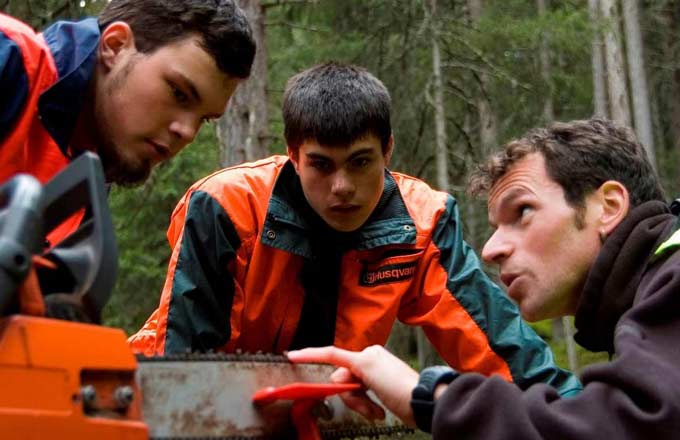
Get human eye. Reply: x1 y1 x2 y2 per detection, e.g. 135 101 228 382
351 156 371 169
310 159 331 172
170 83 189 105
517 204 534 222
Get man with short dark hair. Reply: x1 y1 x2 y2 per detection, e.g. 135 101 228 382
1 0 255 243
287 118 680 439
129 62 580 399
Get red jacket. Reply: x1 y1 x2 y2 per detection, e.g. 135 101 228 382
129 156 581 396
0 14 99 244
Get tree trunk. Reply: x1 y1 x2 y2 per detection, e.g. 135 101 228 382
429 0 449 192
217 0 269 167
467 0 498 156
588 0 608 117
621 0 655 167
669 4 680 157
600 0 631 126
536 0 553 122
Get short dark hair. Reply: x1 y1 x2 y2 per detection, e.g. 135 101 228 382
282 62 392 153
98 0 255 78
468 118 665 210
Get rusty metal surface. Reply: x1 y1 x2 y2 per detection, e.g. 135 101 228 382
137 354 408 439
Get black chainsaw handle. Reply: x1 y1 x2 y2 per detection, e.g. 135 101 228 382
0 152 118 321
40 152 118 322
0 174 44 314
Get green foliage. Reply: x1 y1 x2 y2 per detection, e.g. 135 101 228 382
528 318 609 373
1 0 102 29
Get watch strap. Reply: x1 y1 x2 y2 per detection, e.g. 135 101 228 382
410 366 458 432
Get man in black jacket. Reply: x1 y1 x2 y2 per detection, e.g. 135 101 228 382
288 117 680 439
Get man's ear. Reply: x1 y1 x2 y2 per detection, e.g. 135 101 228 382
384 135 394 166
99 22 135 71
597 180 630 236
287 146 300 174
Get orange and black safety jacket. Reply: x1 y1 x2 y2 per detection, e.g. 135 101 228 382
129 156 582 395
0 14 99 243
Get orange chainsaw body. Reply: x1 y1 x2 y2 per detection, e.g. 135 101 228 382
0 315 147 439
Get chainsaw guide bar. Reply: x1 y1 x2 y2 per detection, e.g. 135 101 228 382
137 353 412 439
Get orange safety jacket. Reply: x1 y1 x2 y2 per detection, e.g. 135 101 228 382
0 14 99 245
129 155 582 395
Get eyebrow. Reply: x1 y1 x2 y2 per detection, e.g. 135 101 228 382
173 72 200 102
347 148 376 160
305 147 376 161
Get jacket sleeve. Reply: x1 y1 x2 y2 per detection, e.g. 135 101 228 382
0 28 29 141
398 195 581 396
430 250 680 439
128 190 242 355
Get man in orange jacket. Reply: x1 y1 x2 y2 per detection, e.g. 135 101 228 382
0 0 255 245
129 62 581 398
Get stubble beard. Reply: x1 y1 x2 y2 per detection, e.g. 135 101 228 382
95 54 152 187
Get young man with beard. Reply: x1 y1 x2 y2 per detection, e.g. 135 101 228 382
287 118 680 439
129 63 580 399
0 0 255 245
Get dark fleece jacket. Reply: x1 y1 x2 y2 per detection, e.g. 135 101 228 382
431 200 680 439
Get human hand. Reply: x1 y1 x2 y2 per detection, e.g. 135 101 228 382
287 345 419 426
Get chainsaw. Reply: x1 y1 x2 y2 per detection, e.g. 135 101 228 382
0 153 411 439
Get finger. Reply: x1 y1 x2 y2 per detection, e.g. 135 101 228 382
286 346 357 368
330 367 355 383
340 390 386 421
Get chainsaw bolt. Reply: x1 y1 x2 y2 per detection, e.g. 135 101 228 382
80 385 97 409
114 385 135 409
312 399 334 421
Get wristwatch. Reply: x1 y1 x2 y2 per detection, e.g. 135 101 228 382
410 365 458 433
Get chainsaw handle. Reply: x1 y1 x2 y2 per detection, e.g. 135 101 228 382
0 174 44 314
253 382 362 440
252 382 362 405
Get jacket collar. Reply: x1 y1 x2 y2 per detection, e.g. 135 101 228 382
38 17 100 156
261 160 417 259
574 200 675 353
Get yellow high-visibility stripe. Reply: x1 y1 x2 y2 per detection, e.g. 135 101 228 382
654 229 680 257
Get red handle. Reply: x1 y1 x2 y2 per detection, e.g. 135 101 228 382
252 382 362 440
252 382 361 405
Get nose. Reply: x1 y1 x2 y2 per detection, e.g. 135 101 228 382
481 229 512 265
331 169 355 198
169 113 201 146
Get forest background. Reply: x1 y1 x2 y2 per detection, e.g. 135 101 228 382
4 0 679 373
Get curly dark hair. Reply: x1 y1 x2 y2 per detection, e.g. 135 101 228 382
468 118 665 210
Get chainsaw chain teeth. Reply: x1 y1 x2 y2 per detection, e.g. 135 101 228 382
149 437 259 440
149 425 415 440
321 425 415 439
137 352 289 363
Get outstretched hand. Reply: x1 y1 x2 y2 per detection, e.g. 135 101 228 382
286 345 419 426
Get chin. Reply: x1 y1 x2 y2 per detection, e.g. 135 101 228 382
105 161 152 186
519 305 543 323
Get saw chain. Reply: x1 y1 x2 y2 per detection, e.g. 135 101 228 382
137 353 413 440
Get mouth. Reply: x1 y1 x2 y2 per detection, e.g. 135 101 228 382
146 139 170 160
329 204 361 214
500 273 519 289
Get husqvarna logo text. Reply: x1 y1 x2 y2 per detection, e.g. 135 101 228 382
360 262 417 286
